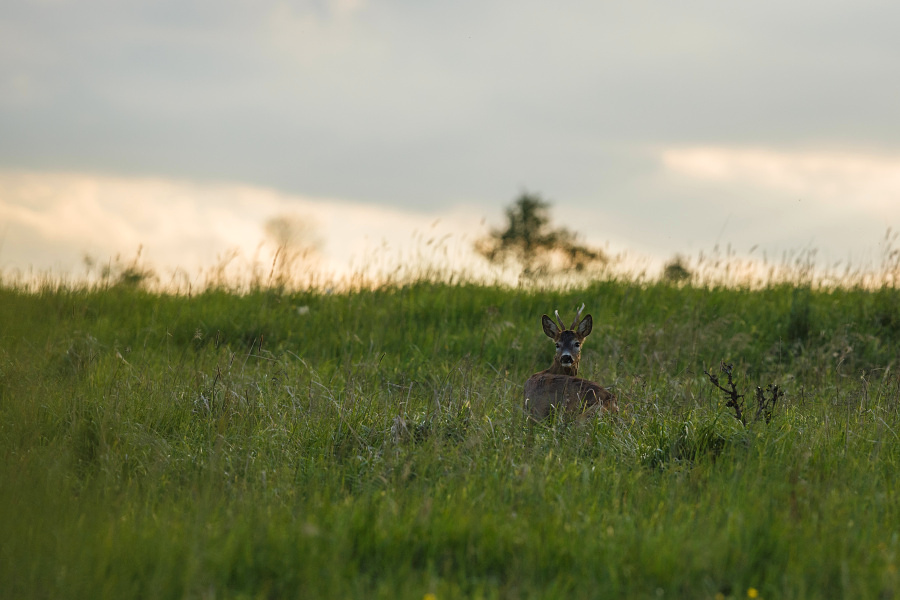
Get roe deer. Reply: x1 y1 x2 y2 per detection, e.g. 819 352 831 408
523 304 617 420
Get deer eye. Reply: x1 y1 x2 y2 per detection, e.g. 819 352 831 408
574 342 581 348
555 343 561 348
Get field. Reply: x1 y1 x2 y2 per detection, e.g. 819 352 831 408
2 274 900 598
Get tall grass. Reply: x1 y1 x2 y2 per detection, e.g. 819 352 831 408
2 265 900 598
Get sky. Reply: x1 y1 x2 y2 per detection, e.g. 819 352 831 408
2 0 900 283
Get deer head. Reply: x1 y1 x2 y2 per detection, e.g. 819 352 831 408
540 303 592 377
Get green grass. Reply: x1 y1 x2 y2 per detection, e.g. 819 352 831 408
2 278 900 598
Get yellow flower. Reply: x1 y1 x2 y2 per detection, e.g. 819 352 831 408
424 594 437 600
747 588 759 598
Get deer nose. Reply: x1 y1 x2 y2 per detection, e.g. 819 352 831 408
559 353 574 366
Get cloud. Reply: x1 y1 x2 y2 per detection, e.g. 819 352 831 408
661 147 900 216
4 1 900 280
0 170 485 281
5 0 900 213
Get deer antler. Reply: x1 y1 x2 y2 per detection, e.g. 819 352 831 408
569 303 585 329
554 309 566 331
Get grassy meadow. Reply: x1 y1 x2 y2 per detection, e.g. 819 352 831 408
2 270 900 598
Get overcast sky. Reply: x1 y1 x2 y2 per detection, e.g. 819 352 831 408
2 0 900 280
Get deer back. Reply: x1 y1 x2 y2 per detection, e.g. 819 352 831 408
524 373 617 420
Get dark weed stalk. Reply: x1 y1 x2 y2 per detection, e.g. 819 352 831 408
704 361 745 423
754 384 783 425
705 361 783 425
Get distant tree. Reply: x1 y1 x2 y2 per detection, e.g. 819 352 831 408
662 255 692 284
475 192 606 276
89 246 157 289
264 213 322 286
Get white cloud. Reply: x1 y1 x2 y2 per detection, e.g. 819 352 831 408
265 0 376 68
0 170 486 283
661 147 900 216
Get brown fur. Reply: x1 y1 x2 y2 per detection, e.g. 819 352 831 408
523 306 617 420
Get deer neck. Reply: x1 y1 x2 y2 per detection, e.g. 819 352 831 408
547 360 579 377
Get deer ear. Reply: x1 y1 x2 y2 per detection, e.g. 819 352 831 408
576 314 593 337
541 315 560 339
